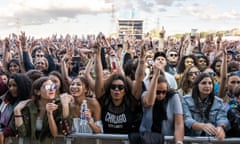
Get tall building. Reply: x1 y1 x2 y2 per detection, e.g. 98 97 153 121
118 19 144 39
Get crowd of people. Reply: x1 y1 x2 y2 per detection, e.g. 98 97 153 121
0 30 240 144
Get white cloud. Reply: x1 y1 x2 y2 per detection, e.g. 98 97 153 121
181 4 240 20
0 0 113 26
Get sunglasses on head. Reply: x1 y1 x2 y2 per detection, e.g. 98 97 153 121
156 90 167 95
208 72 216 77
110 84 125 90
44 83 57 91
188 71 200 76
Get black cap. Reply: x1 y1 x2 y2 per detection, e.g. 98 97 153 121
153 51 166 61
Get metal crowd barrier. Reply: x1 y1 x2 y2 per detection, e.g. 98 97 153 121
7 134 240 144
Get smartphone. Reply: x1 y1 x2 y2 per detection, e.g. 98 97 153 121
72 56 81 62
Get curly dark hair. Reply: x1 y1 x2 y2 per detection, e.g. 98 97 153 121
102 72 137 111
197 55 210 72
7 73 32 104
177 55 198 74
192 73 214 119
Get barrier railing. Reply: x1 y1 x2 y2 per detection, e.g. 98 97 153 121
7 134 240 144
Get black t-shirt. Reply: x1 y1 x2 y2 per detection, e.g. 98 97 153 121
101 101 133 134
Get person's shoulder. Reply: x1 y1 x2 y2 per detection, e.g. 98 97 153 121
214 96 224 103
183 94 192 99
164 72 174 78
87 97 101 107
182 94 193 102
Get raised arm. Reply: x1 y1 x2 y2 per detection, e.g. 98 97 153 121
83 56 95 92
218 41 228 99
132 42 146 100
2 38 11 70
142 63 161 107
60 54 72 85
94 41 105 99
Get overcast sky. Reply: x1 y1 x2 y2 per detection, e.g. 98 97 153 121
0 0 239 38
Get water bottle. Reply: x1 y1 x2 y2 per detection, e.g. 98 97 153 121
80 100 87 125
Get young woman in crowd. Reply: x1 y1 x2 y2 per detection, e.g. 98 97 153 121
6 59 22 75
178 65 201 97
140 62 184 144
175 55 198 87
49 71 69 99
13 77 71 144
0 73 32 143
182 73 230 140
94 40 145 134
0 69 9 85
69 76 102 133
197 55 209 72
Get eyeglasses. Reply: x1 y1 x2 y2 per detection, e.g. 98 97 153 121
156 90 167 95
230 81 240 84
188 71 200 76
169 53 178 57
110 84 125 90
44 83 57 91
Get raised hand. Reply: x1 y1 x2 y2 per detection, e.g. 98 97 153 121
60 93 73 105
46 101 58 114
14 99 32 114
19 31 27 48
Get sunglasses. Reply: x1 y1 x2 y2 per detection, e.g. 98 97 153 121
44 83 57 91
188 71 200 76
230 81 240 84
169 53 178 57
36 62 45 65
199 60 206 63
110 84 125 90
36 54 44 57
156 90 167 95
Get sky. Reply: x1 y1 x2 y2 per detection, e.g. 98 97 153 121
0 0 239 38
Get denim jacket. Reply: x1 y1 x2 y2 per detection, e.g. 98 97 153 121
182 94 230 136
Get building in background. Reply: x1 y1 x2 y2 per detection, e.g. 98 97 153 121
118 19 144 39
